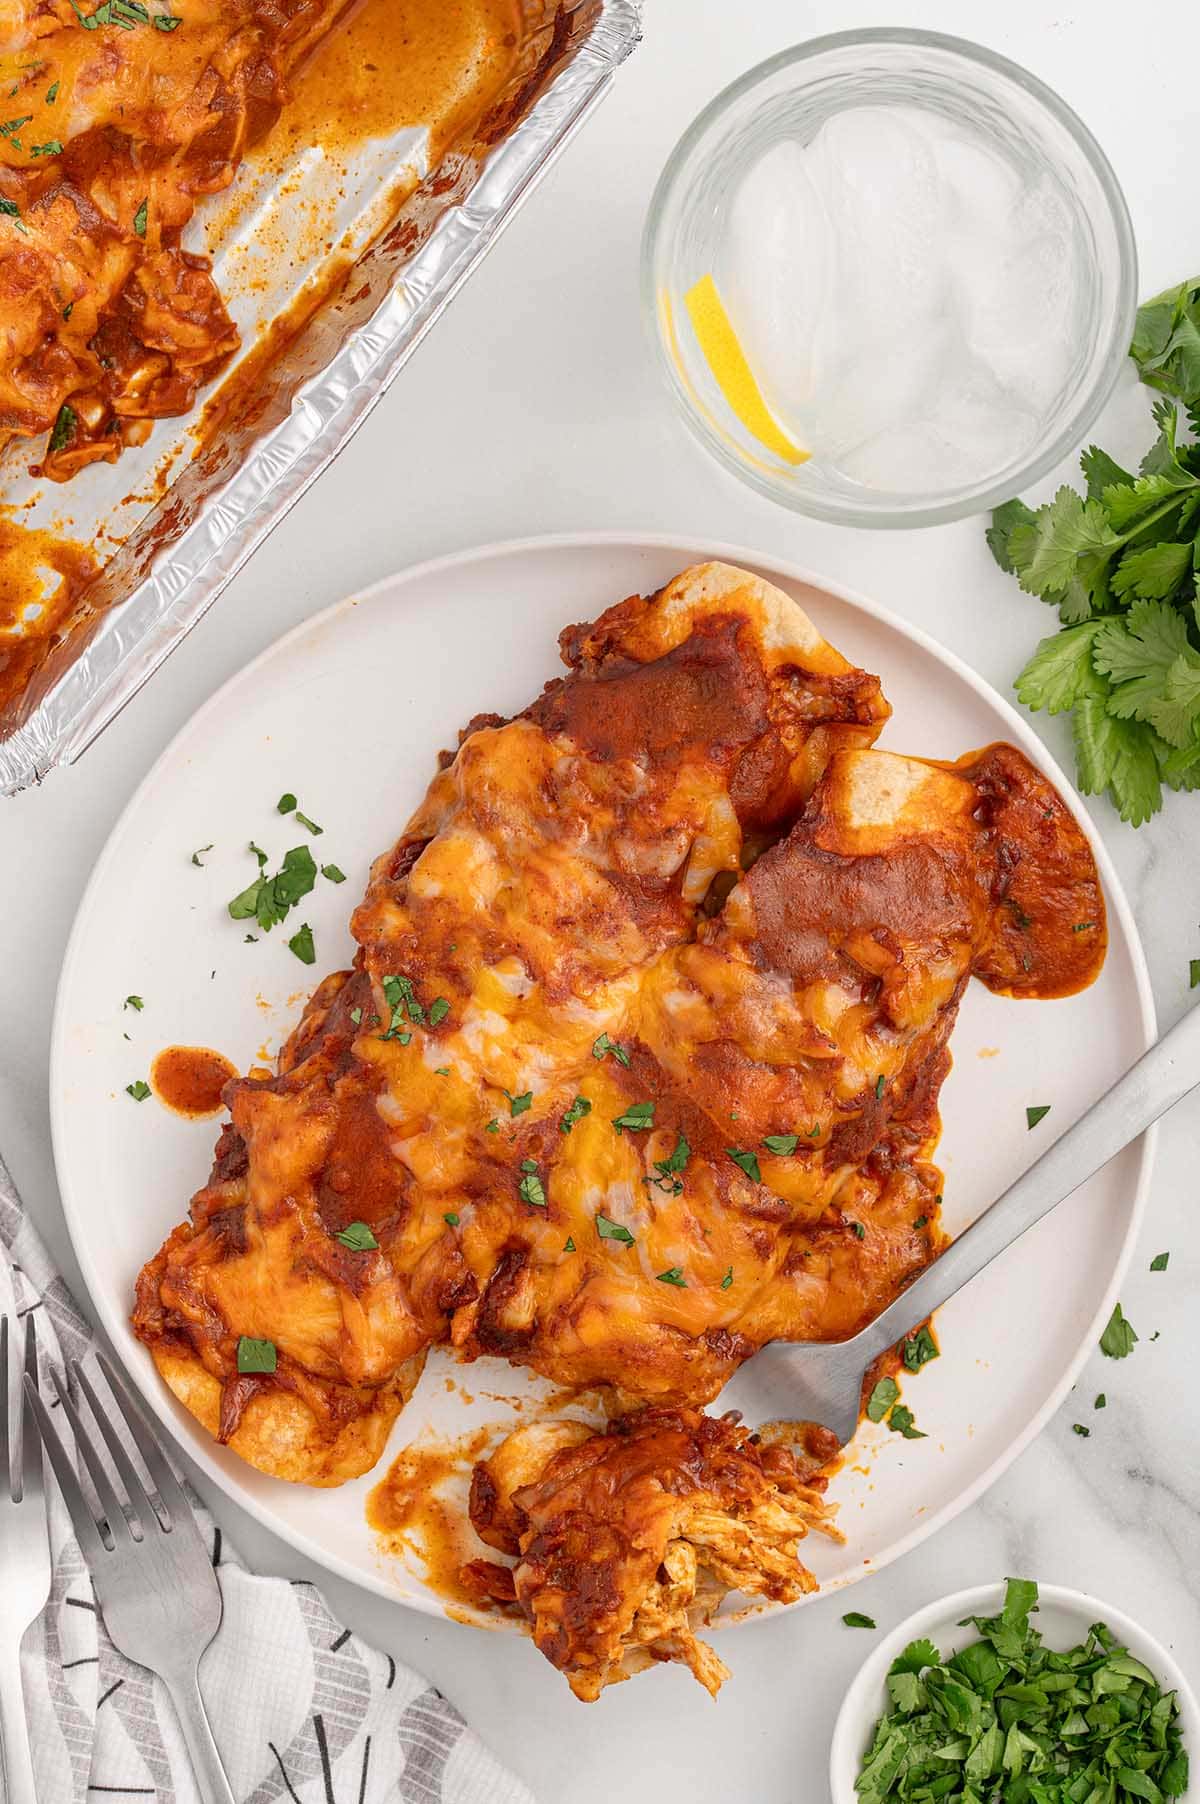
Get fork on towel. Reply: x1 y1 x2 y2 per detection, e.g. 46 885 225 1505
0 1285 52 1804
25 1351 237 1804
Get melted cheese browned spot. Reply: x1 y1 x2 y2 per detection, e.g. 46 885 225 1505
132 563 1105 1487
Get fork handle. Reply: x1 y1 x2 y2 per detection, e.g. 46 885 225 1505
0 1635 38 1804
853 999 1200 1366
162 1664 236 1804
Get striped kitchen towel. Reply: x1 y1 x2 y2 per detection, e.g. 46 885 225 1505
0 1156 534 1804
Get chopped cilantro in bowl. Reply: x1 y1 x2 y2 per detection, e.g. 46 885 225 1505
830 1580 1194 1804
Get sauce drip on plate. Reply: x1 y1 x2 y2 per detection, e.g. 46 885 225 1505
150 1047 238 1119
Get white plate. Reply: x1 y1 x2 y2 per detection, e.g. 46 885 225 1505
51 533 1156 1625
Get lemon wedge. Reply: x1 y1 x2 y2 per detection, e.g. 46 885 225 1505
683 273 809 466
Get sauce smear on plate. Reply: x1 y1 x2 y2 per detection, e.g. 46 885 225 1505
150 1047 238 1119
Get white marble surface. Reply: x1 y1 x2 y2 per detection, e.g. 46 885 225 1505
1 1 1198 1799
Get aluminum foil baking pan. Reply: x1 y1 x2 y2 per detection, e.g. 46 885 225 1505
0 0 641 797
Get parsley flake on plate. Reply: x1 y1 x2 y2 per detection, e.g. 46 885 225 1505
855 1577 1188 1804
236 1336 276 1375
228 844 317 933
125 1080 150 1101
1150 1250 1170 1272
1100 1300 1138 1359
287 923 315 965
1073 1422 1091 1437
123 995 144 1012
190 844 213 866
1026 1103 1052 1129
321 864 346 884
842 1612 876 1630
335 1221 377 1251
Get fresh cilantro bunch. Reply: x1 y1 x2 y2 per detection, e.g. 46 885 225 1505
855 1577 1188 1803
988 277 1200 826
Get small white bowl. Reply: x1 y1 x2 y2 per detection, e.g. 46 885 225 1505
830 1583 1199 1804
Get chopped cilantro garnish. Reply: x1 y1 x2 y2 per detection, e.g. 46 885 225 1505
853 1577 1188 1802
295 810 322 836
277 793 297 814
349 1007 362 1025
849 1220 866 1240
518 1168 546 1208
901 1325 938 1372
335 1220 377 1251
888 1404 926 1439
1095 1393 1106 1409
720 1266 733 1290
762 1133 799 1155
563 1236 575 1252
382 973 423 1034
428 997 450 1027
655 1267 686 1287
133 196 147 237
443 1212 460 1228
434 1067 450 1077
125 1079 150 1101
190 844 212 866
596 1213 634 1246
559 1095 591 1134
612 1100 654 1134
46 82 59 103
153 11 181 26
48 403 76 454
1026 1103 1051 1129
1150 1250 1169 1272
726 1147 760 1184
287 922 315 965
1100 1300 1138 1359
1072 1422 1091 1437
874 1073 886 1099
842 1612 876 1630
30 139 62 157
592 1031 630 1067
236 1336 276 1375
650 1133 689 1192
484 1118 499 1134
913 1214 929 1230
228 844 317 932
123 995 144 1012
866 1377 899 1423
321 863 346 884
1191 958 1200 990
505 1089 532 1116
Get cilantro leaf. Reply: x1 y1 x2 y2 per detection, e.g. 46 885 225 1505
762 1133 799 1155
726 1147 761 1184
1100 1300 1138 1358
612 1101 654 1133
902 1325 939 1372
559 1095 591 1134
1014 621 1105 715
842 1612 876 1629
595 1213 634 1246
287 923 315 965
866 1376 899 1423
335 1220 378 1251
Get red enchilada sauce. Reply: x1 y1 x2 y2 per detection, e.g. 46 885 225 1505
150 1046 238 1119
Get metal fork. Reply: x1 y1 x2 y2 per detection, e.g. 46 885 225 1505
0 1282 51 1804
738 999 1200 1445
25 1353 236 1804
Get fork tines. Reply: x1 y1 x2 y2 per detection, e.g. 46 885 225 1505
24 1352 192 1559
0 1311 42 1507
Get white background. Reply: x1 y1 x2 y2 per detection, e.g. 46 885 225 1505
2 2 1199 1801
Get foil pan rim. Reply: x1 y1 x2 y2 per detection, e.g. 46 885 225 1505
1 0 642 798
